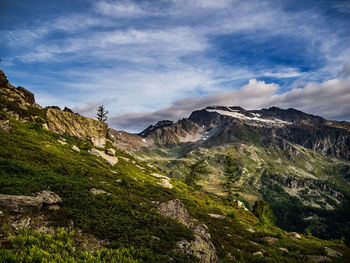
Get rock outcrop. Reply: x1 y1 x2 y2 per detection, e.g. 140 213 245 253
0 70 40 109
46 108 107 147
158 199 218 263
89 148 118 166
0 191 61 212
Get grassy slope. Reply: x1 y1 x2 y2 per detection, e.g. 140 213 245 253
1 109 350 262
137 137 350 245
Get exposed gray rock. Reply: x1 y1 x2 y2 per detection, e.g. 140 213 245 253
208 213 225 219
36 190 62 205
269 173 344 200
158 199 218 263
0 194 42 212
177 224 218 263
306 255 331 262
89 148 118 166
158 199 191 227
151 173 170 180
0 191 62 213
324 247 342 257
90 188 111 195
156 178 173 189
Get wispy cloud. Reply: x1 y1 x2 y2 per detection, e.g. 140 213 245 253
1 0 350 133
95 1 146 17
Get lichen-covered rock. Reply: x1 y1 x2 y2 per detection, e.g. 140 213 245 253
0 70 37 108
158 199 218 263
0 191 62 213
36 190 62 205
0 194 42 212
177 224 218 263
158 199 192 227
324 247 342 257
46 108 107 147
89 148 118 166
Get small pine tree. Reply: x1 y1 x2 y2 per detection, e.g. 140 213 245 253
252 200 276 226
223 155 243 200
184 159 210 189
96 105 108 122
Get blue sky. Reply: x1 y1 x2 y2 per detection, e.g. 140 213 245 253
1 0 350 131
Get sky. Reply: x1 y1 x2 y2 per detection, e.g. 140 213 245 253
1 0 350 132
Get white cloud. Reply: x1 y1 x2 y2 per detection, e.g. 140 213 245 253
95 1 146 17
108 77 350 132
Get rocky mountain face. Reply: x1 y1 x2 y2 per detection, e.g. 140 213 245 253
0 69 108 148
138 106 350 161
46 108 107 147
122 106 350 245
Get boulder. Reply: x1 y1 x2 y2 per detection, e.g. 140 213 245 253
36 191 62 205
158 199 218 263
72 145 80 152
0 194 42 212
158 199 192 227
0 191 62 213
208 214 225 219
90 188 111 195
156 179 173 189
324 247 342 257
46 108 107 147
233 200 248 210
89 148 118 166
177 224 218 263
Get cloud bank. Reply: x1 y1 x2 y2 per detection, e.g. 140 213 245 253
108 76 350 132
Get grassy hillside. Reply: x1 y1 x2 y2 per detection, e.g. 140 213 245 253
137 137 350 246
1 105 350 262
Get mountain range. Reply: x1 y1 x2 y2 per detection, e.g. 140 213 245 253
1 68 350 262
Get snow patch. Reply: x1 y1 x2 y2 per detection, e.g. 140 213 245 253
206 109 290 126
